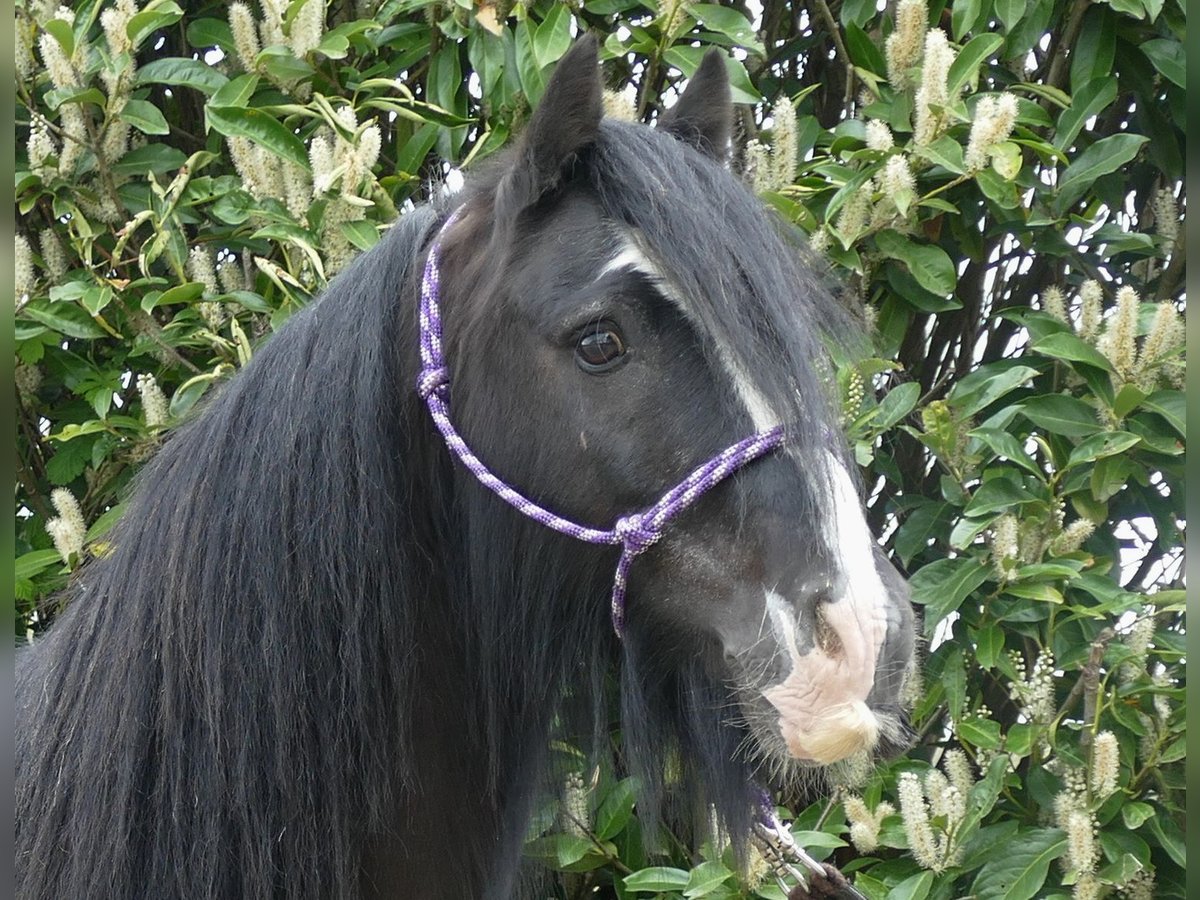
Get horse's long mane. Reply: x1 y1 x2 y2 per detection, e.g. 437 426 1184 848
16 208 445 898
16 113 856 898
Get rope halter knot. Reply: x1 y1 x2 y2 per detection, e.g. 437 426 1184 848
416 366 450 400
417 208 785 637
613 515 661 555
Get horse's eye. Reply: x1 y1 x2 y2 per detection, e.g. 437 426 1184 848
576 324 627 373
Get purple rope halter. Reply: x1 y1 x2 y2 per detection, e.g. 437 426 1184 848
416 209 784 636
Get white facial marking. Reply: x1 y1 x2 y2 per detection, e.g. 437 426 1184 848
821 451 890 674
598 244 661 280
760 454 891 764
599 235 782 432
765 588 799 658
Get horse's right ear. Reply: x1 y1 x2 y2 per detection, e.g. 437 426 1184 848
658 50 733 160
496 35 603 214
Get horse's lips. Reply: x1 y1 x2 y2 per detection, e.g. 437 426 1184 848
764 691 880 765
759 637 883 765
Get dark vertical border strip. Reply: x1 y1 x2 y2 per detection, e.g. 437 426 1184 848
1183 0 1198 895
3 0 19 894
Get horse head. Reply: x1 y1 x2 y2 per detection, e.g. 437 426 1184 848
426 36 916 803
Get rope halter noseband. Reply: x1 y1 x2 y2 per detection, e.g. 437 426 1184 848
416 208 784 637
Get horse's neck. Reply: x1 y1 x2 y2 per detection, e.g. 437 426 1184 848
363 599 551 899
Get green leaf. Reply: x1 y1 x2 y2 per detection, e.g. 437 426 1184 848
894 501 953 566
971 828 1066 900
45 87 109 111
973 621 1005 669
969 428 1042 476
885 265 962 312
691 4 764 56
395 123 440 176
341 220 380 252
916 135 967 174
1030 332 1115 372
663 46 761 104
787 831 848 849
1088 454 1134 501
147 281 206 311
684 860 733 898
16 549 65 581
1055 134 1149 213
1019 395 1103 437
206 106 309 170
594 777 636 840
943 647 967 718
1003 582 1064 604
1140 390 1184 437
121 99 171 135
363 97 473 128
623 867 691 893
1065 431 1141 468
1110 382 1148 419
1055 78 1118 151
80 285 114 316
186 17 235 52
874 229 956 296
1140 38 1185 87
532 3 572 69
950 364 1039 417
964 477 1036 516
1145 814 1185 867
21 303 108 339
111 144 189 177
514 20 545 107
259 45 315 83
85 502 127 542
844 22 887 76
137 58 229 95
957 716 1003 749
46 435 96 485
990 141 1022 180
995 0 1026 30
1120 802 1155 830
1098 827 1151 867
951 0 985 40
908 557 990 636
873 382 922 429
888 870 933 900
42 18 74 56
169 369 227 419
209 74 260 109
524 833 594 869
126 2 185 49
947 33 1005 96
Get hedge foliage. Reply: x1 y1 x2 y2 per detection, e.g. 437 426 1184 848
14 1 1185 898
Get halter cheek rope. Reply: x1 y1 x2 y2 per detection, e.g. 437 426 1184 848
416 210 783 638
416 209 864 900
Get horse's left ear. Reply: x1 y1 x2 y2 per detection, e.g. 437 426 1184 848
658 50 733 160
496 35 603 214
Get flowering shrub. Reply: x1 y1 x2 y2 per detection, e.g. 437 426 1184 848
15 1 1184 898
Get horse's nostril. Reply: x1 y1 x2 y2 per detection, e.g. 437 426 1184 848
814 602 843 657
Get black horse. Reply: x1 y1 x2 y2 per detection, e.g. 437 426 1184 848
15 37 916 899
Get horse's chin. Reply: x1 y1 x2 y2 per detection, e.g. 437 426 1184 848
733 687 913 792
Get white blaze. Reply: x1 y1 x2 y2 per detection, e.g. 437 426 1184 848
598 238 888 765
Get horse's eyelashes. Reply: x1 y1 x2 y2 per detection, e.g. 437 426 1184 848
575 321 627 373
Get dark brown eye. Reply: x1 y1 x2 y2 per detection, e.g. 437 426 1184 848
576 323 627 373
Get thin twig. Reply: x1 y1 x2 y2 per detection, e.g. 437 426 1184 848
812 0 856 107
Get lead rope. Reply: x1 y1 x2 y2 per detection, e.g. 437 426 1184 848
419 207 864 900
753 791 869 900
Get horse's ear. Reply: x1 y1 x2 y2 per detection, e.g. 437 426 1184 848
496 35 603 213
658 50 733 160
